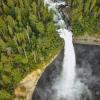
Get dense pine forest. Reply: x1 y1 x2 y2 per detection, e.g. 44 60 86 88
65 0 100 36
0 0 63 98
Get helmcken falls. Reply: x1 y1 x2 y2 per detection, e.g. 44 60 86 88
44 0 92 100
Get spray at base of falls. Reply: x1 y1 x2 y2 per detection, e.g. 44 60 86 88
44 0 92 100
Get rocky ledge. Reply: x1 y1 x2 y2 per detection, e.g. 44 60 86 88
73 35 100 46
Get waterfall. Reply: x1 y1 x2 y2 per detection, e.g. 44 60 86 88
44 0 92 100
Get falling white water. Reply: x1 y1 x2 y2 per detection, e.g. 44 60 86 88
44 0 92 100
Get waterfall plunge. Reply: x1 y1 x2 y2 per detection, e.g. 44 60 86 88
44 0 92 100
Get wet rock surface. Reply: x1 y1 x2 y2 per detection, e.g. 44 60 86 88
32 44 100 100
75 44 100 100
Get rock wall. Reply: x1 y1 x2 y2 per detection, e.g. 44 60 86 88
32 44 100 100
75 44 100 100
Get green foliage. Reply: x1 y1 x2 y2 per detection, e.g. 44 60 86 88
36 22 45 36
0 0 63 99
66 0 100 36
0 90 11 99
7 0 14 8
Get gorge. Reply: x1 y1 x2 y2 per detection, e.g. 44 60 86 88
32 44 100 100
0 0 99 99
32 0 98 100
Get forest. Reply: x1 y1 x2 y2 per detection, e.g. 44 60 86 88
0 0 100 99
65 0 100 36
0 0 63 98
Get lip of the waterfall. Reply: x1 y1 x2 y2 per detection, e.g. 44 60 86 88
44 0 66 8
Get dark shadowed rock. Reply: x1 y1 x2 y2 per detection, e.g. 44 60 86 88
32 44 100 100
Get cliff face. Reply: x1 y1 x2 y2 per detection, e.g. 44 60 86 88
14 48 64 100
73 35 100 46
32 44 100 100
75 44 100 100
